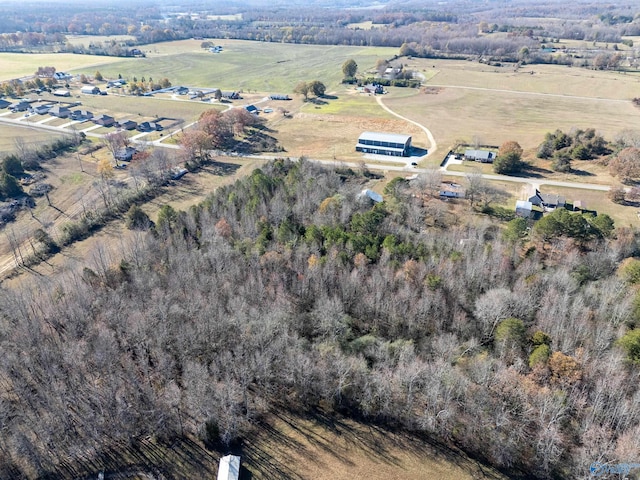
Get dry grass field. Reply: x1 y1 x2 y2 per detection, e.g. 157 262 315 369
0 53 118 82
0 123 60 154
379 62 640 167
242 410 507 480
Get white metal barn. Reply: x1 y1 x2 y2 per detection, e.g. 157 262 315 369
217 455 241 480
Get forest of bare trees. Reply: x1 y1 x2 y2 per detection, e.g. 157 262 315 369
1 159 640 479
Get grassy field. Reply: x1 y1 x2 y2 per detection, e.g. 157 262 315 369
77 39 398 93
65 35 137 47
0 125 61 154
0 53 119 82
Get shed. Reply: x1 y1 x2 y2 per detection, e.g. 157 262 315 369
245 105 259 114
0 99 11 109
81 85 100 95
217 455 241 480
515 200 533 218
53 89 71 97
222 91 240 99
359 189 383 203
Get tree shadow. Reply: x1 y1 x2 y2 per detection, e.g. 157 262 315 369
569 168 595 177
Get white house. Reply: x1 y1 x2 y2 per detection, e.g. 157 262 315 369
81 85 100 95
217 455 240 480
53 89 71 97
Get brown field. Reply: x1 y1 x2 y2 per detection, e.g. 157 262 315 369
0 124 61 154
241 410 507 480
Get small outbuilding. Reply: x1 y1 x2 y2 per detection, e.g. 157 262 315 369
0 99 11 109
358 189 383 203
53 89 71 97
515 200 533 218
217 455 240 480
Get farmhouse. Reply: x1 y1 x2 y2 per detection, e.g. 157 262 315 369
9 101 30 112
33 105 52 115
115 146 138 162
106 80 126 88
440 182 465 199
117 119 138 130
528 189 566 210
53 89 71 97
363 83 384 94
356 131 412 157
81 85 100 95
53 72 72 81
464 149 495 163
137 121 163 132
49 105 71 118
71 110 93 120
94 114 115 127
0 99 11 109
217 455 240 480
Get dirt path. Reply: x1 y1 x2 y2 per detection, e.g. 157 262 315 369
376 95 437 159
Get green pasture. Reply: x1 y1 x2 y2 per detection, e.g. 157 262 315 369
77 40 398 93
0 53 118 82
304 93 395 117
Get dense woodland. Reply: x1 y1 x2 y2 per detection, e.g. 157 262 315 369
2 159 640 478
1 0 640 67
